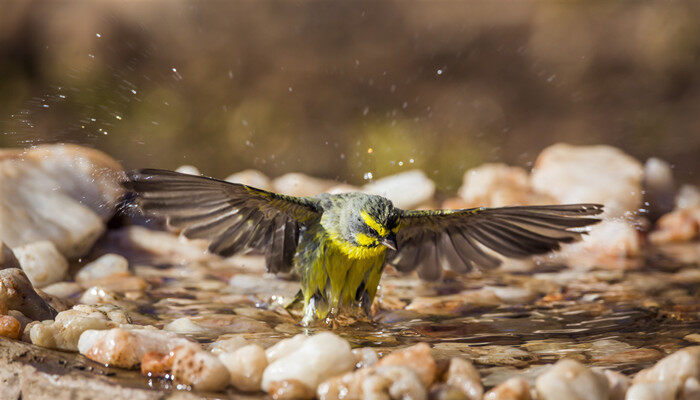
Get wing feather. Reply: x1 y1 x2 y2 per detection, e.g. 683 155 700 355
390 204 603 276
125 169 320 272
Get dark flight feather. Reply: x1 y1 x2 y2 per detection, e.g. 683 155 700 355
125 169 320 272
390 204 604 280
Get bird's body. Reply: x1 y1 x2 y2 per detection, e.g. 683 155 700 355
126 169 603 325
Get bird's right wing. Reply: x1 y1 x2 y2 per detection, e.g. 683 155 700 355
389 204 603 280
125 169 321 273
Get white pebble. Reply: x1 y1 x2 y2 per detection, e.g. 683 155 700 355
13 241 68 288
75 253 129 284
219 344 268 391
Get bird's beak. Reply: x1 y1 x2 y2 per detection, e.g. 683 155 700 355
380 235 397 251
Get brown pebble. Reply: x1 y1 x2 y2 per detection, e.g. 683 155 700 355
141 352 173 378
268 379 315 400
377 342 437 386
0 315 21 339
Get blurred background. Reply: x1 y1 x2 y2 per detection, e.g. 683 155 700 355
1 1 698 191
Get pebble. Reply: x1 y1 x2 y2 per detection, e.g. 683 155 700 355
225 169 272 190
268 379 316 400
363 170 436 209
458 163 551 207
102 226 211 265
40 281 83 299
79 286 123 305
174 165 200 175
27 304 129 351
0 268 57 321
362 365 428 400
140 351 173 378
601 369 630 400
0 315 21 339
535 358 610 400
75 254 129 285
633 346 700 398
625 382 676 400
209 335 250 355
272 173 336 197
353 347 380 369
262 332 355 392
218 344 268 391
376 342 437 387
445 357 482 400
0 144 123 258
265 334 308 363
164 315 270 334
13 241 69 287
483 377 532 400
170 344 231 392
531 143 644 218
0 242 20 270
649 207 700 244
643 158 676 220
676 184 700 210
485 286 538 304
553 220 642 270
78 327 194 368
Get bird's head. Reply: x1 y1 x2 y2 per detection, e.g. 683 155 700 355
324 194 399 257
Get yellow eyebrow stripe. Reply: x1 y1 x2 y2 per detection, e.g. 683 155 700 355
355 232 378 246
361 211 389 236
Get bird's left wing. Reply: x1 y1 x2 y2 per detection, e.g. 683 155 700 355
389 204 603 280
125 169 321 273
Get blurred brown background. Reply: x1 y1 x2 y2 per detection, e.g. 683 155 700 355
1 1 698 191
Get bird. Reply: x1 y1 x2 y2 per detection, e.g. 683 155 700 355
124 169 603 325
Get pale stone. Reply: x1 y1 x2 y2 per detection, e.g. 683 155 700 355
76 254 129 285
40 281 83 299
484 377 532 400
13 241 69 287
27 304 129 351
265 334 308 363
553 220 642 269
602 369 630 400
362 365 427 400
633 346 700 398
268 379 315 400
218 344 268 391
676 185 700 210
625 382 676 400
272 173 337 197
486 286 537 304
262 332 355 391
170 344 230 391
209 335 249 355
643 158 675 220
445 357 482 400
0 268 56 321
78 327 194 368
225 169 271 190
79 286 122 305
649 207 700 244
0 144 124 258
458 163 551 207
376 342 437 387
353 347 380 369
363 170 436 209
164 317 208 334
535 358 610 400
531 144 644 218
102 226 212 265
174 165 200 175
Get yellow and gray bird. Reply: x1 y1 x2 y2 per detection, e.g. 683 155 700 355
126 169 603 325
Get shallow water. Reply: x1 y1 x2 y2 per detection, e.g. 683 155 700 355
99 240 699 388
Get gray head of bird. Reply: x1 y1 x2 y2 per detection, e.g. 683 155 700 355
322 193 399 251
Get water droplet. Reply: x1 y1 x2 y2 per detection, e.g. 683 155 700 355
398 161 403 166
367 148 373 154
115 115 122 120
131 89 137 95
409 158 415 164
363 107 369 116
95 33 102 38
436 68 443 76
363 172 373 180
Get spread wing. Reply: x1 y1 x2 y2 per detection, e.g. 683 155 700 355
389 204 603 281
125 169 321 273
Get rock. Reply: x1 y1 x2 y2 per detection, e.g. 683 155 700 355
553 220 642 270
226 169 272 190
0 144 124 258
209 335 250 355
531 144 644 218
272 173 337 197
262 332 355 392
535 358 610 400
101 226 211 265
484 377 532 400
445 358 482 400
170 344 230 392
265 334 308 363
676 185 700 210
353 347 380 369
633 346 700 398
643 158 675 221
376 342 436 387
0 315 21 339
0 268 57 321
602 369 630 400
174 165 200 175
649 207 700 244
458 163 551 207
0 242 20 270
79 286 123 305
362 365 427 400
12 241 69 287
485 286 538 304
40 281 83 299
26 304 129 351
625 382 676 400
78 327 194 368
268 379 316 400
430 384 470 400
218 344 268 391
140 351 173 378
75 254 129 285
163 315 270 334
363 170 436 209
